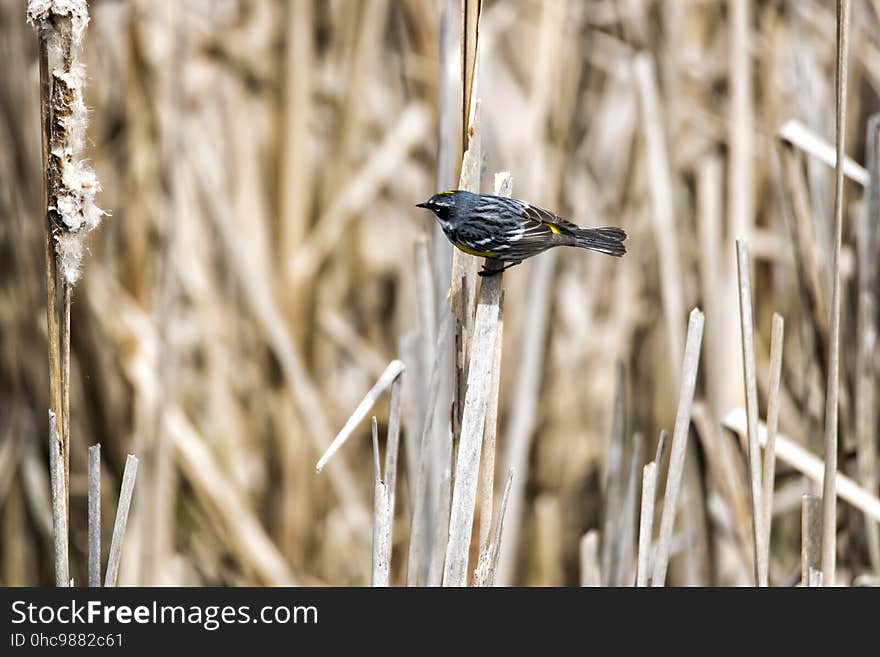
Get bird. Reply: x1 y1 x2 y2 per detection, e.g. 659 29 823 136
416 190 627 276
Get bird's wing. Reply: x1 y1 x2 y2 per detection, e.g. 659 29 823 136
515 200 581 234
465 196 574 260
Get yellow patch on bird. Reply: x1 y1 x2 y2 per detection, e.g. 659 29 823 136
454 242 498 258
547 223 562 235
439 190 455 195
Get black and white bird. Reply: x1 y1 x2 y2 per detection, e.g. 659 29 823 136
416 190 627 275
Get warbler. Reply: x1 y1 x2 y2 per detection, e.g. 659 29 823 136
416 190 627 275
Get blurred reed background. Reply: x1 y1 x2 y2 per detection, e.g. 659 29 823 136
1 0 879 587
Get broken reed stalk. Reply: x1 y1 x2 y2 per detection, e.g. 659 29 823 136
88 443 101 587
442 244 504 587
822 0 850 587
636 461 658 587
654 430 669 487
315 359 405 472
736 238 766 586
104 454 138 587
761 313 784 582
472 468 514 587
383 374 403 540
652 308 704 587
371 417 390 587
48 411 68 586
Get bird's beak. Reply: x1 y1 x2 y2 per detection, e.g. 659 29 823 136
415 202 430 209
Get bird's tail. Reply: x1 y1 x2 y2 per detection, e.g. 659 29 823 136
573 227 627 257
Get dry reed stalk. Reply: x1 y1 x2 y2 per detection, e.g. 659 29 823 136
449 0 484 441
315 360 405 472
279 0 313 272
728 0 753 244
60 284 70 497
439 5 491 583
780 146 830 349
579 530 602 587
477 299 503 555
104 454 138 587
801 494 821 586
88 443 101 587
654 430 669 487
778 120 868 187
47 411 68 586
472 468 514 587
383 374 403 541
477 172 511 557
760 313 784 582
371 417 390 587
634 53 684 386
723 409 880 524
735 238 765 586
460 0 481 160
601 361 627 586
652 308 704 587
30 2 87 578
856 115 880 571
821 0 850 587
442 237 503 586
29 1 107 526
636 461 657 587
449 99 482 442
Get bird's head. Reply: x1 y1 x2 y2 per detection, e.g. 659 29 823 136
416 191 460 221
